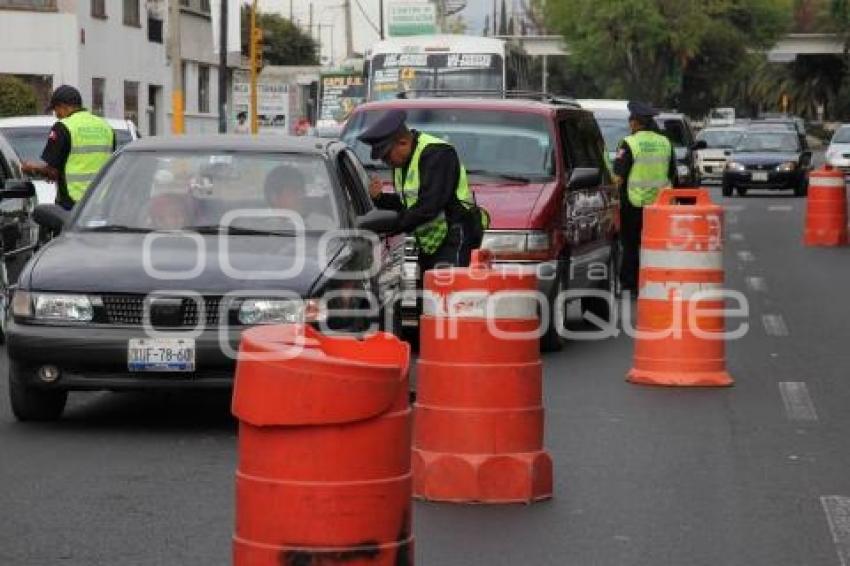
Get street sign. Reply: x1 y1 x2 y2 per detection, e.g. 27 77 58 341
388 3 437 36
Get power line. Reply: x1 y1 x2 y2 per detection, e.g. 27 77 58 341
353 0 380 35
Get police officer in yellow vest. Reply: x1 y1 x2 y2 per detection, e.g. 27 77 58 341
612 101 676 294
22 85 115 209
358 110 485 271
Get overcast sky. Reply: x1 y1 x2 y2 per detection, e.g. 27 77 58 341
253 0 490 63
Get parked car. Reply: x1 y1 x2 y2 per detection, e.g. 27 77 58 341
577 100 700 186
826 124 850 172
0 116 140 205
0 132 40 341
694 126 746 184
722 128 812 197
341 97 620 352
6 135 405 421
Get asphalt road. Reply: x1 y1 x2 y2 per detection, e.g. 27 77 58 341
2 184 850 565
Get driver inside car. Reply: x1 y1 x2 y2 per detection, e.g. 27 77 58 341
263 164 335 231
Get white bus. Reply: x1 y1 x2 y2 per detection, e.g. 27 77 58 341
364 35 529 100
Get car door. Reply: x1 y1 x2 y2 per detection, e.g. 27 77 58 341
337 149 404 317
559 112 607 288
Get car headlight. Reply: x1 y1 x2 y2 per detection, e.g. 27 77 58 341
481 231 550 254
31 294 95 322
726 162 746 172
776 161 797 172
238 298 324 325
676 164 690 177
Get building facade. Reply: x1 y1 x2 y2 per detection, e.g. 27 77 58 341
0 0 231 135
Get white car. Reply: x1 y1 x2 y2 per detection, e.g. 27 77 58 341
826 124 850 172
0 116 139 204
695 126 746 184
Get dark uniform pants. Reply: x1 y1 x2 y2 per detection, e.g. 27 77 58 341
415 224 475 315
620 197 644 293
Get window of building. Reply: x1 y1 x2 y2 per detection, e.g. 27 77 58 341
198 65 210 114
122 0 140 26
92 78 105 116
90 0 106 18
148 15 163 43
124 81 139 125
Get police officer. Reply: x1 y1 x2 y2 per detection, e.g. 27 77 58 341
613 101 676 295
22 85 115 209
358 110 485 271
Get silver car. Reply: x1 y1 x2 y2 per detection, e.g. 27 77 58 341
826 125 850 172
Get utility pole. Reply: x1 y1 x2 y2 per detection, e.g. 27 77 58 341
379 0 384 39
218 0 228 133
169 0 184 134
308 2 314 37
344 0 354 58
249 0 260 135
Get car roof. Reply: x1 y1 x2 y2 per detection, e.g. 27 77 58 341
123 134 338 154
0 115 135 131
351 98 571 117
577 99 629 111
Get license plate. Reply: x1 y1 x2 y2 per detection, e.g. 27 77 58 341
128 338 196 372
752 171 769 182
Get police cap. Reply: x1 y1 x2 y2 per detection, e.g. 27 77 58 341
357 109 407 160
627 101 659 119
47 85 83 111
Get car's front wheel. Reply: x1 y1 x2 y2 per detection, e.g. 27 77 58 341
8 361 67 422
736 187 748 197
722 184 733 197
581 239 621 325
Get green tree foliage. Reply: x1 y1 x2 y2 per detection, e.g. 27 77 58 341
241 8 319 66
546 0 791 113
0 76 37 118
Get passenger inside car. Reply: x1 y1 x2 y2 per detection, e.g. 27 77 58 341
148 193 195 230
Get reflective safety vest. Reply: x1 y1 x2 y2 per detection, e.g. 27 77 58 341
60 110 114 202
623 130 673 207
393 133 481 255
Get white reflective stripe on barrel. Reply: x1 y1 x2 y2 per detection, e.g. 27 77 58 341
640 249 723 270
809 177 846 188
639 281 724 300
423 290 538 319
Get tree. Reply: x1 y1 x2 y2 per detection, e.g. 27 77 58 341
241 8 319 66
0 75 37 118
546 0 791 112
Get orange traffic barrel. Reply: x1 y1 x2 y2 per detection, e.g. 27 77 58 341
232 324 413 565
413 250 553 504
628 188 733 387
804 166 848 246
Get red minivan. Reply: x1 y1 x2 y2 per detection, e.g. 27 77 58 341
341 98 620 350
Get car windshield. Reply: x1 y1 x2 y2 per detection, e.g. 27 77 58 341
735 132 800 153
0 127 48 161
342 109 555 181
832 127 850 144
656 118 689 147
74 151 339 233
697 129 744 149
596 118 631 152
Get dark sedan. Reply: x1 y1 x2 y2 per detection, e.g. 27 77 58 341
722 129 812 197
6 135 404 421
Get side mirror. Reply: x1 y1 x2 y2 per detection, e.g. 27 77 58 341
567 167 601 190
692 140 708 151
1 179 36 200
33 203 69 233
355 209 398 233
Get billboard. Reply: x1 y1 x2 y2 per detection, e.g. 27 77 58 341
388 3 437 36
232 81 291 134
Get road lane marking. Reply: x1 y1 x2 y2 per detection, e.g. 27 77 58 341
737 250 755 262
768 205 794 212
729 233 745 242
727 215 739 225
762 314 789 336
779 382 818 421
821 496 850 566
725 205 747 212
746 276 767 292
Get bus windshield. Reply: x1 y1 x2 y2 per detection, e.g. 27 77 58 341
369 53 504 100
